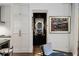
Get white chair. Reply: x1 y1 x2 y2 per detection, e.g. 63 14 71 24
41 43 66 56
0 46 13 56
0 50 5 56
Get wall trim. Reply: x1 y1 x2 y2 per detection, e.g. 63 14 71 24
32 9 48 13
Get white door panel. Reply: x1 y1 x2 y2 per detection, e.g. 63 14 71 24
11 4 29 52
11 33 29 52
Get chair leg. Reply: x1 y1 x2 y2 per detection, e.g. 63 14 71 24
3 52 5 56
12 51 13 56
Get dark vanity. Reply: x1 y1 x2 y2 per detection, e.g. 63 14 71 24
0 39 10 49
0 35 11 49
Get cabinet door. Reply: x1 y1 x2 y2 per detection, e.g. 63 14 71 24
11 4 29 52
11 4 29 33
20 33 29 52
11 33 22 52
11 5 22 33
19 4 29 33
11 33 29 52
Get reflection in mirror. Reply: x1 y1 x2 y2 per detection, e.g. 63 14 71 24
37 22 42 34
35 18 44 35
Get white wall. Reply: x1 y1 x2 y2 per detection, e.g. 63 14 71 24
71 4 79 56
0 5 11 36
29 3 71 52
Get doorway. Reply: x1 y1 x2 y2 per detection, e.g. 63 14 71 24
32 12 47 55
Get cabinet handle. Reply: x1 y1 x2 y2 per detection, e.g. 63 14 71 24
19 30 21 37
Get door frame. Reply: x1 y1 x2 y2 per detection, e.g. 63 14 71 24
32 9 48 46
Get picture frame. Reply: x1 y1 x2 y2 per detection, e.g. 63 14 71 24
49 16 71 33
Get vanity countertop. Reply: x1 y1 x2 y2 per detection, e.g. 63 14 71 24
0 35 11 38
0 39 10 44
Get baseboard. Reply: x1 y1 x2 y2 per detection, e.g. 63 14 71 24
53 50 70 53
53 50 73 56
13 51 33 54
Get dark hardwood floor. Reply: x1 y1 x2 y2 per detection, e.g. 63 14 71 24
13 53 33 56
12 46 72 56
78 48 79 56
33 46 43 56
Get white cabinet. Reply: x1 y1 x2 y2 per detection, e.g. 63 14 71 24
11 4 29 52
